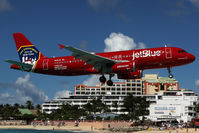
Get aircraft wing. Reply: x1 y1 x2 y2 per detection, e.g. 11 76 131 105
59 44 119 72
5 60 33 71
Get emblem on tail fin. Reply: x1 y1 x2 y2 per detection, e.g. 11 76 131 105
18 46 40 66
13 33 45 70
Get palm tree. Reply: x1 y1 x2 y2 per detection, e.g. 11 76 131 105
26 100 34 109
123 94 150 120
3 104 12 119
13 103 20 109
112 102 119 113
83 102 93 115
195 103 199 112
36 104 41 110
83 99 109 115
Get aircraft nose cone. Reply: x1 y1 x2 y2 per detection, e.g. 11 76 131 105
189 54 195 62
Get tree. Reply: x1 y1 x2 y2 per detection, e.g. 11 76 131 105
83 99 109 115
0 104 20 120
36 104 41 110
13 103 20 109
0 104 3 116
112 101 119 112
26 100 34 109
3 104 12 119
48 103 84 120
90 99 102 114
22 114 36 124
194 103 199 112
83 102 93 115
20 105 25 108
123 94 150 120
36 112 49 121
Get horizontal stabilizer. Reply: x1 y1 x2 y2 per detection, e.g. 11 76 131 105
59 44 65 50
5 60 33 72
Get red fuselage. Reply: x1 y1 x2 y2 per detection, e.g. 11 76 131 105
24 47 195 76
7 33 195 85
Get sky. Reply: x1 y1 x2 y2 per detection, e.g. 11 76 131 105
0 0 198 105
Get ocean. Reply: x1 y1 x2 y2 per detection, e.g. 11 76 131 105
0 129 90 133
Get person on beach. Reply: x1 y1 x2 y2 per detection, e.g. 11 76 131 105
75 120 79 127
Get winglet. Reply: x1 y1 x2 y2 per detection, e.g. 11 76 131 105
59 44 65 50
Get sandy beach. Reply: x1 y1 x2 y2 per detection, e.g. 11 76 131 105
137 128 199 133
0 125 93 132
0 120 198 133
0 125 199 133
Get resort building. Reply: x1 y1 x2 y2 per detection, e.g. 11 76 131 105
42 74 197 122
74 74 179 96
147 90 197 122
74 79 143 96
142 74 179 95
43 95 126 114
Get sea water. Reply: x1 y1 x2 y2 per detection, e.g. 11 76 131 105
0 129 90 133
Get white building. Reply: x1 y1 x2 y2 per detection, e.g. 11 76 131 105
42 74 197 122
43 95 127 114
74 79 144 96
148 90 197 122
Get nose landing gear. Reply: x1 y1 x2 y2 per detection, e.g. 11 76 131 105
167 67 173 78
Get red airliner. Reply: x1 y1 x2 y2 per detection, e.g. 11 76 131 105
5 33 195 86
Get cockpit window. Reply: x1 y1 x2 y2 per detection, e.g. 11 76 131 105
178 50 186 53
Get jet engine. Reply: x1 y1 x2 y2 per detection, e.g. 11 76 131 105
117 70 143 79
112 61 140 73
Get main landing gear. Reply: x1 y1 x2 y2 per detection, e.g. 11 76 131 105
167 67 173 78
99 74 114 86
99 75 106 83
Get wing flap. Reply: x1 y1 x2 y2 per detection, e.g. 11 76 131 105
61 45 116 63
59 44 118 73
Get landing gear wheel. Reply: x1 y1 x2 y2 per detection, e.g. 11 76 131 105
107 80 113 86
99 75 106 83
169 74 173 78
167 67 173 79
107 74 115 86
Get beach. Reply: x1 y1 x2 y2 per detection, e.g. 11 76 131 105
137 128 199 133
0 125 92 132
0 120 198 133
0 125 199 133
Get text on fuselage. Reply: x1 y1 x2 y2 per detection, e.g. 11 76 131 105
132 50 162 60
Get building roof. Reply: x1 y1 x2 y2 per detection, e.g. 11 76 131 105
142 74 178 84
18 108 32 115
30 109 38 115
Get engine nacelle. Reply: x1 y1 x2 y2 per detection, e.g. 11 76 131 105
112 61 139 73
117 70 143 79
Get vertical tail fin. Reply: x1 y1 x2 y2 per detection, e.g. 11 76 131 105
13 33 45 65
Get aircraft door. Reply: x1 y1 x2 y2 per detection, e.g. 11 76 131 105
43 59 49 70
118 54 122 60
165 48 172 59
